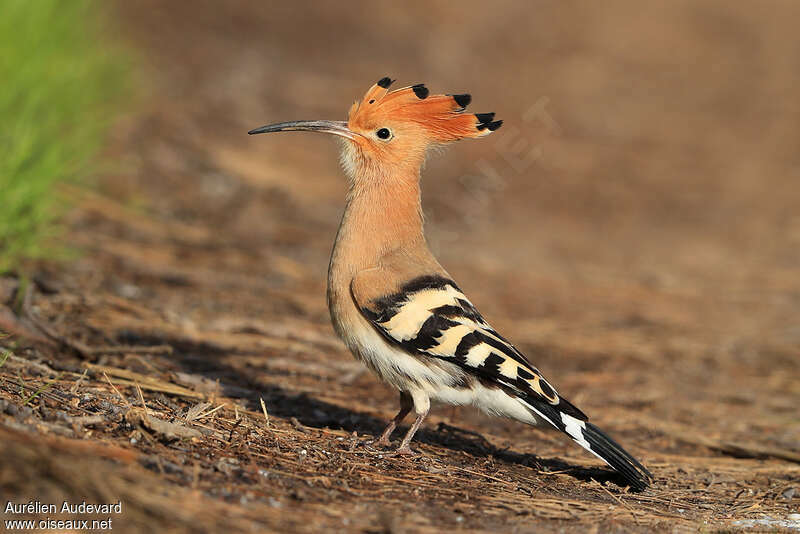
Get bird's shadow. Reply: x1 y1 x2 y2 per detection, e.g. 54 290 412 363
262 387 626 489
116 332 630 490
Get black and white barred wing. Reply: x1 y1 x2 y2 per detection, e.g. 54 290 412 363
358 274 653 490
359 275 586 421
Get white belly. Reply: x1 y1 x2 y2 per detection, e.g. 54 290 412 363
432 383 539 425
334 305 462 393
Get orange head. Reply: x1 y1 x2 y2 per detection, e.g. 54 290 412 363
249 77 502 178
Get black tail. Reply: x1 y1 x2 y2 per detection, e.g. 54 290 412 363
521 398 652 491
581 422 652 491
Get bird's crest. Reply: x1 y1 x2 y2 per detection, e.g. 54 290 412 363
348 77 503 142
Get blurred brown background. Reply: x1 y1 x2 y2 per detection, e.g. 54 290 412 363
121 0 800 296
115 0 799 397
5 1 799 531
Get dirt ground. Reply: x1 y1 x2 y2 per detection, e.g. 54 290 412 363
2 1 799 532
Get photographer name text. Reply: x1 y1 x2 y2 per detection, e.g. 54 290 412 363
5 500 122 515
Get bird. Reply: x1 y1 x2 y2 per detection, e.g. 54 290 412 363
248 77 652 491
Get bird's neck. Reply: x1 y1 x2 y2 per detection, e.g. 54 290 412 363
328 170 425 287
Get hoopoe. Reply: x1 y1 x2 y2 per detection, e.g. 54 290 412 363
249 77 652 490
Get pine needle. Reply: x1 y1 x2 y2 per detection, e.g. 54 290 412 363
260 397 270 428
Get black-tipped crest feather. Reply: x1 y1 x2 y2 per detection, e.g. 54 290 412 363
412 84 429 99
452 93 472 108
478 120 503 131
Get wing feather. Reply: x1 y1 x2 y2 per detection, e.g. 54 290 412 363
356 274 586 421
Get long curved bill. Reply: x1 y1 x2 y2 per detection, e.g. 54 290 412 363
248 120 356 140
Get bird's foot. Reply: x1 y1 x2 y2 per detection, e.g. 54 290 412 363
375 437 392 448
393 446 416 456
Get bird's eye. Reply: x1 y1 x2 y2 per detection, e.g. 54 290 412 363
376 128 392 140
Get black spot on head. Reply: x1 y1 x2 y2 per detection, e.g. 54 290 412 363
369 99 375 104
486 120 503 131
452 94 471 108
477 120 503 131
475 112 495 124
412 84 429 99
377 77 394 89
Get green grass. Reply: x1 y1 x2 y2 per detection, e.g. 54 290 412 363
0 0 130 274
22 372 63 406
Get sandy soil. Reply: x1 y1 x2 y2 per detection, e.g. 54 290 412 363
1 1 799 532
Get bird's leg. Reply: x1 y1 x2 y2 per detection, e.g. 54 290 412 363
376 391 412 447
394 409 428 456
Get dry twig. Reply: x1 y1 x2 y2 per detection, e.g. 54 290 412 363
103 371 131 408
